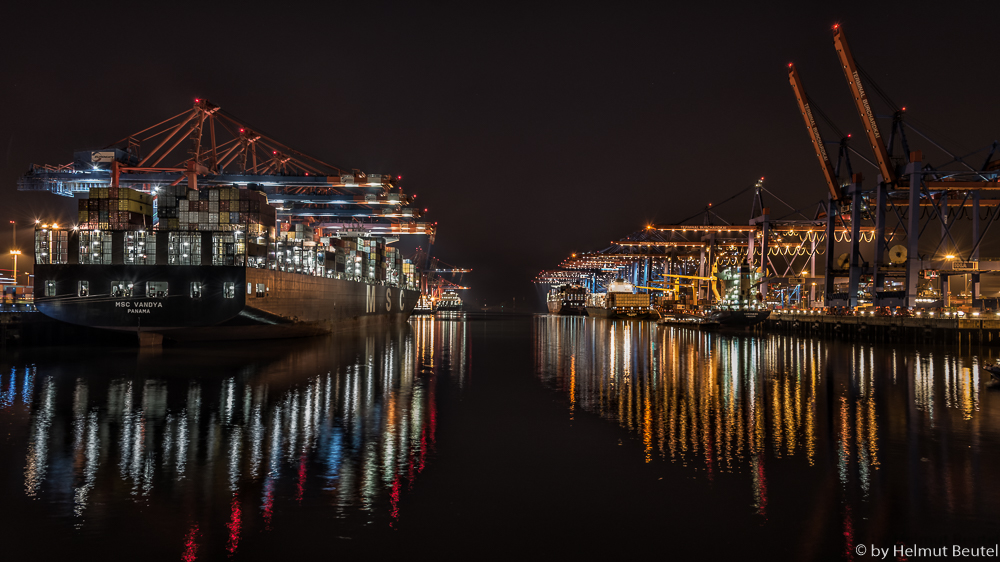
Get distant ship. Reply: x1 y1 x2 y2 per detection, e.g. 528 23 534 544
436 290 463 312
546 284 587 315
412 294 435 314
584 279 653 320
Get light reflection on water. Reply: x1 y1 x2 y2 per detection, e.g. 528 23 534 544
0 316 467 559
534 315 1000 556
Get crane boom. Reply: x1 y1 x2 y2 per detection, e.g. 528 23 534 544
788 63 842 200
832 25 896 185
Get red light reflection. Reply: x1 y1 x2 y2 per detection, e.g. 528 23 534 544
226 494 242 554
182 524 200 562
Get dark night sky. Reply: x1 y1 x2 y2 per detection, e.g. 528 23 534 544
2 2 998 306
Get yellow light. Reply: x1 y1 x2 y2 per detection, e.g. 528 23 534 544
946 254 955 259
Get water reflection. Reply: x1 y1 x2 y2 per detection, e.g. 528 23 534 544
0 316 467 559
535 315 1000 554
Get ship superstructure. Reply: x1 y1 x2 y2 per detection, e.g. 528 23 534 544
584 279 653 319
546 284 587 315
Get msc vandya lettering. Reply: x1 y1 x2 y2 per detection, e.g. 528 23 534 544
114 301 165 308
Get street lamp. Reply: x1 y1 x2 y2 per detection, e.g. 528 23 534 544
9 250 21 286
8 220 14 285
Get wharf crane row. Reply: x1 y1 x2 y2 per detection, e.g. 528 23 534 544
415 255 471 302
788 24 1000 309
541 25 1000 312
17 99 433 239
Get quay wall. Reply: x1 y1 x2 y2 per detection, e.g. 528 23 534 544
765 310 1000 346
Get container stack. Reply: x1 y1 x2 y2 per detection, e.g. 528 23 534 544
402 259 418 289
78 187 154 229
167 186 275 233
327 237 361 277
352 237 384 281
384 247 403 285
282 223 314 241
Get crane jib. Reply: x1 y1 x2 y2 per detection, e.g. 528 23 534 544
853 71 882 139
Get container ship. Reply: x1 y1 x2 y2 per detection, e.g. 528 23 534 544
546 284 587 315
584 279 653 319
33 184 421 343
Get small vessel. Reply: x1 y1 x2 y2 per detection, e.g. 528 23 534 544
585 279 653 319
983 363 1000 380
436 290 464 312
546 284 588 315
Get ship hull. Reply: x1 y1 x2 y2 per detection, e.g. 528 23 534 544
34 264 419 341
548 300 588 315
585 306 654 320
705 309 771 327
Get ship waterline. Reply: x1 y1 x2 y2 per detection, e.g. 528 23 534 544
35 264 420 340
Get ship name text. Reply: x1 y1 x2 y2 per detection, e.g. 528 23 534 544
115 301 164 308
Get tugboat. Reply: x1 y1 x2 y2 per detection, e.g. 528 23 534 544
546 284 588 315
584 279 653 320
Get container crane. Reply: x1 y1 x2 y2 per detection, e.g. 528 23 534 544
17 99 434 238
788 63 843 200
832 24 897 186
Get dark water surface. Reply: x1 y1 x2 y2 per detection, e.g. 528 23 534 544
2 314 999 560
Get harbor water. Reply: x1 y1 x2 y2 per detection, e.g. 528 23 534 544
2 314 999 559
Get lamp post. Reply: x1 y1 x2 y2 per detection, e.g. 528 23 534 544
9 251 21 288
8 220 14 285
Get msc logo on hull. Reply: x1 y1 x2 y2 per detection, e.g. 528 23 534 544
367 286 395 313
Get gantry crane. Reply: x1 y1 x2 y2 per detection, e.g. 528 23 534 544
17 99 435 238
788 63 843 201
832 24 897 186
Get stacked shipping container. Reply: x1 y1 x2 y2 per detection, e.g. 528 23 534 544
159 185 275 234
71 185 417 291
78 187 154 230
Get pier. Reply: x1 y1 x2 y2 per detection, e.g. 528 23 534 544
767 309 1000 346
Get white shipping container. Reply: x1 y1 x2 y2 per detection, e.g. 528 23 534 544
209 201 219 212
